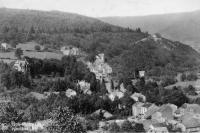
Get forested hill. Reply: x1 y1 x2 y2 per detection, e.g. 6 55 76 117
0 8 200 79
0 8 125 33
99 10 200 52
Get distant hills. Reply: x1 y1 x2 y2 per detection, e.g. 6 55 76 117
0 8 200 78
100 10 200 52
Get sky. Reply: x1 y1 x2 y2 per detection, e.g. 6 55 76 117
0 0 200 17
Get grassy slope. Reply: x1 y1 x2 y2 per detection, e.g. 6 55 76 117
100 10 200 52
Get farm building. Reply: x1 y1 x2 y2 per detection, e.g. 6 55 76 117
0 43 12 50
60 46 80 56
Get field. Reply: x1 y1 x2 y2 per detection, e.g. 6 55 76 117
165 79 200 90
0 51 63 60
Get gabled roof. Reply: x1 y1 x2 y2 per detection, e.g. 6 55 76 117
181 112 200 128
144 104 160 119
91 109 113 119
182 103 200 114
157 104 177 120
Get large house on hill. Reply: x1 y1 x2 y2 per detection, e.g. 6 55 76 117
87 53 112 81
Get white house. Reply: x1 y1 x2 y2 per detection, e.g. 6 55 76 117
132 102 148 119
87 53 112 81
77 80 91 94
1 43 11 50
65 89 77 98
130 93 146 102
108 90 124 101
139 71 145 78
13 60 29 72
147 125 168 133
60 46 80 56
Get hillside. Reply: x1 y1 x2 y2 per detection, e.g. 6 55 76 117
0 8 122 32
100 10 200 52
0 8 200 79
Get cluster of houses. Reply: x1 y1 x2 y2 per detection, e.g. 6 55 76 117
60 46 80 56
87 53 112 82
97 91 200 133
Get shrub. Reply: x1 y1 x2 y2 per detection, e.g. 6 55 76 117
121 120 134 132
86 120 99 131
161 76 177 87
47 106 86 133
187 73 198 81
134 123 145 132
108 122 120 132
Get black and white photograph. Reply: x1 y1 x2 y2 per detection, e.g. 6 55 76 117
0 0 200 132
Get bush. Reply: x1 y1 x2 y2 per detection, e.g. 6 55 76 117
187 73 198 81
184 85 197 96
181 73 198 81
134 123 145 132
108 122 120 132
86 120 99 131
47 106 86 133
121 120 134 132
161 76 177 87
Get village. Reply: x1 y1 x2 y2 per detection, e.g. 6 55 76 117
1 40 200 133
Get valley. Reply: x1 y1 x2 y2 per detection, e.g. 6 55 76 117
0 8 200 133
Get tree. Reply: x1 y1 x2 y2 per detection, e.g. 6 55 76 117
15 48 23 59
184 85 197 96
0 103 24 131
47 106 86 133
1 71 11 89
108 122 120 132
121 120 134 132
134 123 145 132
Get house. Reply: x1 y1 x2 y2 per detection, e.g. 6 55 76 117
13 59 29 72
91 109 113 119
108 90 124 101
77 80 91 95
130 92 146 102
16 120 51 131
60 46 80 56
65 89 77 98
0 96 12 104
151 112 165 123
143 120 168 133
147 124 168 133
180 112 200 133
155 104 177 120
0 43 11 50
181 103 200 114
132 102 152 119
25 92 48 100
144 104 160 119
87 53 112 81
139 71 145 78
151 34 162 42
132 103 159 120
174 108 184 119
